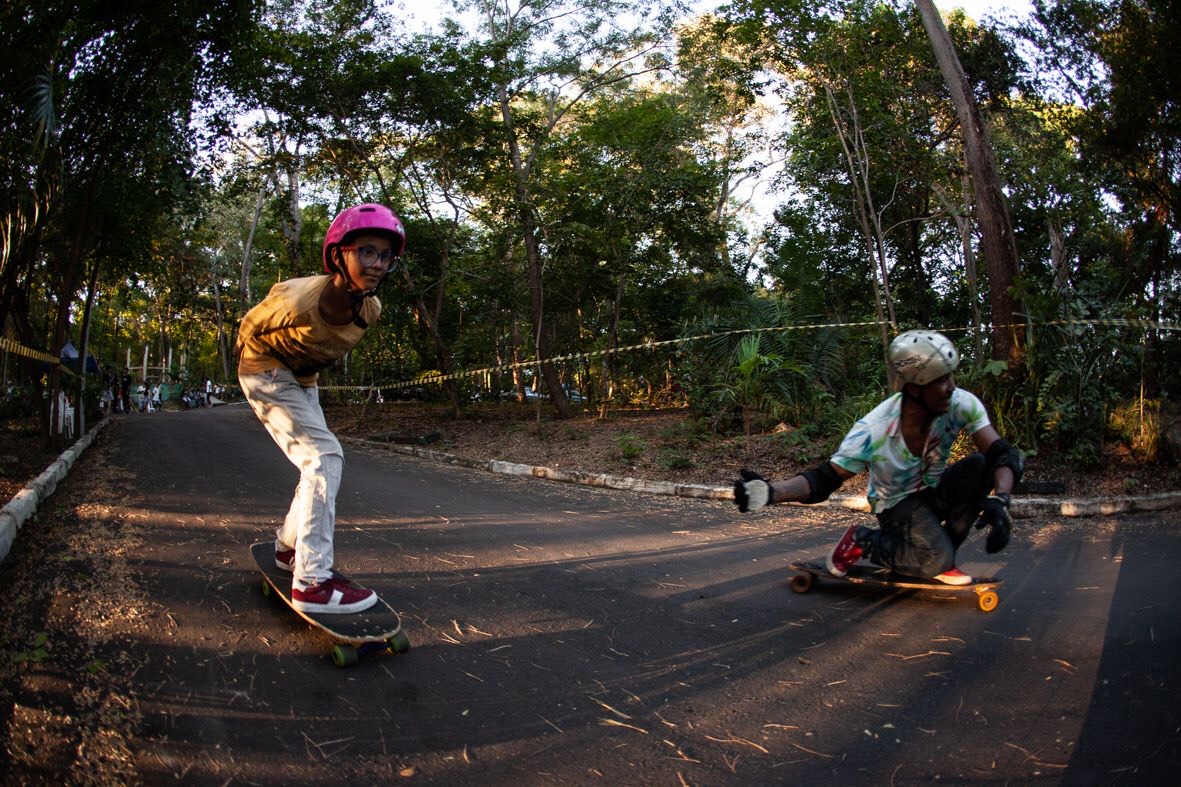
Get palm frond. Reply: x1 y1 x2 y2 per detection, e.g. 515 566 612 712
25 68 56 152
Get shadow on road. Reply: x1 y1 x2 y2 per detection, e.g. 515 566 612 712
3 405 1177 784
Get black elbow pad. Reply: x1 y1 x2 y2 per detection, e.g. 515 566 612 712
984 438 1024 487
801 461 844 504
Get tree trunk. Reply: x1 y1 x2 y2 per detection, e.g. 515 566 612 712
932 177 983 359
211 255 229 381
1048 217 1069 291
498 84 573 419
239 185 266 315
47 183 95 442
411 293 463 417
599 269 626 419
77 254 104 437
824 82 894 356
276 164 303 274
510 318 526 401
424 214 462 416
906 195 932 327
916 0 1023 365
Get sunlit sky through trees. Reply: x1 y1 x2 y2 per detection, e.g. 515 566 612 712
397 0 1038 222
401 1 1036 32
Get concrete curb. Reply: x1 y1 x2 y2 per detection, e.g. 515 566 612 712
0 418 109 565
350 437 1181 519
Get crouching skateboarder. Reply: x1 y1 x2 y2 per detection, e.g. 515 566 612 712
734 330 1023 585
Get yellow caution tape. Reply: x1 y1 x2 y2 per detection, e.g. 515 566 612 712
0 337 64 365
316 317 1179 394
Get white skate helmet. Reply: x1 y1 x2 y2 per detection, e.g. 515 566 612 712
888 330 959 387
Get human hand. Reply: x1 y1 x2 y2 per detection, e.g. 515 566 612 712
734 469 771 513
973 493 1012 554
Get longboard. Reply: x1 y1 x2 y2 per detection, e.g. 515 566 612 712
788 560 1003 613
250 541 410 667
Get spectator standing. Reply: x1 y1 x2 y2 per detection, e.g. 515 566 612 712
102 365 118 412
120 369 133 414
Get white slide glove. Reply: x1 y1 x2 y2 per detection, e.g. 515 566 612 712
734 469 771 512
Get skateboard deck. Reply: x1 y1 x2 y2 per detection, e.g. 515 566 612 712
788 560 1003 612
250 542 410 666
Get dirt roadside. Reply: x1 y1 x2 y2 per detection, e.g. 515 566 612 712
326 401 1181 500
0 440 144 783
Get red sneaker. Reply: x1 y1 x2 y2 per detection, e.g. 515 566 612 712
292 574 377 614
275 546 295 572
933 567 972 585
826 525 863 577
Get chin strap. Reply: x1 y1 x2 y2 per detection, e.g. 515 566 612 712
349 292 369 329
335 266 374 329
336 269 371 328
900 385 941 417
347 269 394 328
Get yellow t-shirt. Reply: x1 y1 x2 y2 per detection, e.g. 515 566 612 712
236 275 381 386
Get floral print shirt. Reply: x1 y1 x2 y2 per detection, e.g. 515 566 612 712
831 389 991 513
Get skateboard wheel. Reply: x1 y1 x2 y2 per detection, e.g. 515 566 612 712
977 590 999 613
388 631 411 654
261 581 272 598
332 644 359 668
789 573 813 593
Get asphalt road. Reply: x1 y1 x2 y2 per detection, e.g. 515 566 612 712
48 406 1181 783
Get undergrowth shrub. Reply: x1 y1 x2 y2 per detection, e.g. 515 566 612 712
617 433 646 461
674 290 1171 474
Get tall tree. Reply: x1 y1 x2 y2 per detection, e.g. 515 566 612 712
729 1 1024 359
1015 0 1181 397
916 0 1024 365
0 0 258 438
540 85 725 409
457 0 684 418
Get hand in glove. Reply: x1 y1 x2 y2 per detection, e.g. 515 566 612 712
734 469 772 513
973 493 1012 554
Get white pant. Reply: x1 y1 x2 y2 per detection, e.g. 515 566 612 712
239 368 343 584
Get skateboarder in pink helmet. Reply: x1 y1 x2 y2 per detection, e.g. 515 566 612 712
237 203 405 613
732 330 1022 585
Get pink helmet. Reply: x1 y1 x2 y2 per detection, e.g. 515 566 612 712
322 203 406 274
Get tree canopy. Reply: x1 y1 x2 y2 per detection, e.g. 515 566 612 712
1 0 1176 466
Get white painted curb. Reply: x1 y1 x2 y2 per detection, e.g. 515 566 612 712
350 437 1181 519
0 418 109 564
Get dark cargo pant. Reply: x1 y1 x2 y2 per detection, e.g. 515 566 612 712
857 453 990 578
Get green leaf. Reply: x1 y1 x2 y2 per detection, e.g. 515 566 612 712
980 360 1008 378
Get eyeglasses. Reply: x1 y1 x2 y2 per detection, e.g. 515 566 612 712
339 244 400 268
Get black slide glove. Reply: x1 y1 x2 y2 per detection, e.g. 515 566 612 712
973 493 1012 554
734 469 772 513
